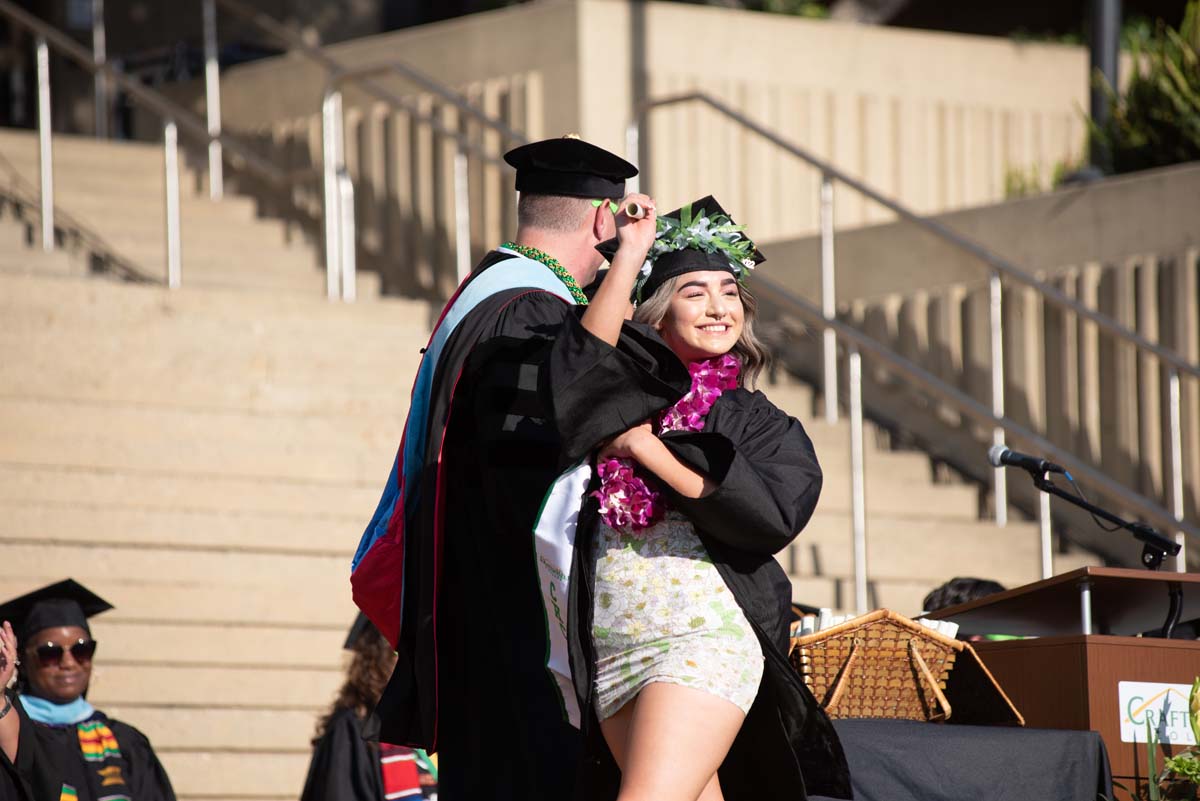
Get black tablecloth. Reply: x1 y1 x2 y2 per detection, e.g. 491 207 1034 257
810 719 1113 801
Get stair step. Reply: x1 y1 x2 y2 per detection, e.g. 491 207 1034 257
98 707 320 752
814 477 977 518
2 541 349 587
0 503 364 556
0 245 82 276
0 464 380 517
783 516 1043 584
87 664 341 710
86 619 344 669
0 397 402 484
157 752 310 800
0 270 430 328
786 574 942 618
0 578 358 627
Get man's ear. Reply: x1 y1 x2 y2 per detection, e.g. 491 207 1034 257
590 203 611 242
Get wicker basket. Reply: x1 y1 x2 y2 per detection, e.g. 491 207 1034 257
790 609 962 722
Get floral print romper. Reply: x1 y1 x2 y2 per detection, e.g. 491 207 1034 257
591 509 764 720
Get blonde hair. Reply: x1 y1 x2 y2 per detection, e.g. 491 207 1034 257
632 274 770 387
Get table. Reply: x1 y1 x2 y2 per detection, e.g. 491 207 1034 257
811 718 1112 801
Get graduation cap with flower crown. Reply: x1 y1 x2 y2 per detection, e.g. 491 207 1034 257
595 195 765 303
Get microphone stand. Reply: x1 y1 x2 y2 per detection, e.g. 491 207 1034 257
1027 472 1179 570
1024 470 1184 637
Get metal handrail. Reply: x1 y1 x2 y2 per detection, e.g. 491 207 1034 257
207 0 528 300
0 0 287 186
633 92 1200 381
631 91 1197 559
752 273 1197 604
0 0 300 288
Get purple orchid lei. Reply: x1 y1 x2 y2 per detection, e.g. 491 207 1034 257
592 353 741 532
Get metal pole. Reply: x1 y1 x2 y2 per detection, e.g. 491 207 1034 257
164 119 182 289
202 0 223 200
1039 487 1053 579
1089 0 1121 170
990 272 1007 526
91 0 107 138
1079 579 1094 635
820 174 839 424
849 348 868 615
321 90 343 300
453 148 471 283
337 172 356 302
625 121 640 194
35 36 54 252
1168 369 1186 572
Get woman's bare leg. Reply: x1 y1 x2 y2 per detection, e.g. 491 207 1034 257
599 682 744 801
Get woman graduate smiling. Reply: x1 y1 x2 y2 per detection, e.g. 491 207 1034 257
550 195 852 801
0 580 175 801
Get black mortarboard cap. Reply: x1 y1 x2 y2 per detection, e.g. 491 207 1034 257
504 135 637 199
595 195 765 301
344 612 378 650
0 579 113 644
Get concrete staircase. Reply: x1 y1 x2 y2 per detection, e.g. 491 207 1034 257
0 127 1098 800
0 128 377 297
0 269 427 799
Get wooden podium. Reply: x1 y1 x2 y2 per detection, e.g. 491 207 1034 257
927 567 1200 782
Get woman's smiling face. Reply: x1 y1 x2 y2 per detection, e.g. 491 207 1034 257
657 271 744 363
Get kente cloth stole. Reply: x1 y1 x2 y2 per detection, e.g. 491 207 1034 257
78 720 132 801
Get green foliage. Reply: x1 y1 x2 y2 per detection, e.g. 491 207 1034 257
1089 1 1200 174
1003 165 1045 199
1163 751 1200 784
1191 677 1200 745
1001 157 1086 198
1148 719 1163 801
759 0 829 18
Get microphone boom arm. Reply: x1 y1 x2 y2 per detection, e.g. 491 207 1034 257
1029 473 1180 570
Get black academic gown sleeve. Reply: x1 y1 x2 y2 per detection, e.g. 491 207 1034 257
548 313 692 462
300 708 381 801
662 388 823 557
9 698 63 801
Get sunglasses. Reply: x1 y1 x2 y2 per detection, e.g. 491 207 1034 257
591 199 620 214
32 639 97 667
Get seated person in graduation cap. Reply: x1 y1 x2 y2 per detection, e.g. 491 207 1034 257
302 614 436 801
0 580 175 801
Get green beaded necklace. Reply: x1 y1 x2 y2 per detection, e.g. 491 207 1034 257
500 242 589 305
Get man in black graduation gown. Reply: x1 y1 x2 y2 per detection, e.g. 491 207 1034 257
352 137 685 800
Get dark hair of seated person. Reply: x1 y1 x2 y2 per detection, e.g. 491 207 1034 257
922 577 1007 614
312 619 395 744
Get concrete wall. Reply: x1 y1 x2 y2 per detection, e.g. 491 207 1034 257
588 1 1089 241
193 0 1091 296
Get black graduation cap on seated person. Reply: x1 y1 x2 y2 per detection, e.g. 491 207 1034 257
504 135 637 200
594 195 765 303
0 579 113 644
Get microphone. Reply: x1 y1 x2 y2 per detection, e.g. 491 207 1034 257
987 445 1065 475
